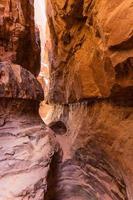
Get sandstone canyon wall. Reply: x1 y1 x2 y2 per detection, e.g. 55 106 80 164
0 0 133 199
0 0 40 76
0 1 57 199
46 0 133 104
0 62 57 200
45 0 133 199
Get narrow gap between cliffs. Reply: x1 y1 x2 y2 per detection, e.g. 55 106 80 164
34 0 49 95
34 0 52 122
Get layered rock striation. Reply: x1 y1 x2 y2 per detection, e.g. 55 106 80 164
0 0 133 199
0 1 58 199
0 62 57 200
46 102 133 199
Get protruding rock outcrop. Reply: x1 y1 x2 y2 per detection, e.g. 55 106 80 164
0 62 57 200
46 0 133 104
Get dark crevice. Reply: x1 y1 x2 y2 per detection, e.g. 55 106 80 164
62 0 87 29
49 121 67 135
45 144 128 200
109 35 133 51
115 57 133 80
61 94 133 107
44 151 62 200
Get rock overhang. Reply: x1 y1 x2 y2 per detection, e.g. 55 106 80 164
0 62 44 101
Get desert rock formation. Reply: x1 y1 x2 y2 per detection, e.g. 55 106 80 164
0 0 133 199
0 1 57 199
46 0 133 104
45 0 133 199
0 0 40 76
46 102 133 199
0 62 57 200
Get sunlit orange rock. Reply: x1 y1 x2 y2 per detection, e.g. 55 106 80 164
46 0 133 104
45 0 133 199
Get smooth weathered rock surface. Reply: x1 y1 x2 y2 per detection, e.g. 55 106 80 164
0 0 40 76
0 63 57 200
45 102 133 199
46 0 133 104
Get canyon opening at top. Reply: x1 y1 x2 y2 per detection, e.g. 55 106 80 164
34 0 49 96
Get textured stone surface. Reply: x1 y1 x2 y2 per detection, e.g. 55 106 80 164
0 64 57 200
45 102 133 199
0 99 56 200
46 0 133 103
0 62 44 100
42 0 133 199
1 0 133 199
0 1 58 199
0 0 40 76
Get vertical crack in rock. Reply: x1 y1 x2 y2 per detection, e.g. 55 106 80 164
45 138 128 200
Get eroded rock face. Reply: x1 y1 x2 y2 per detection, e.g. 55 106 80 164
0 63 57 200
45 102 133 200
0 0 40 76
0 62 43 100
46 0 133 103
44 1 133 197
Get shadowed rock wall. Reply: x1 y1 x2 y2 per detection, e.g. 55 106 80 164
0 0 40 76
0 1 57 199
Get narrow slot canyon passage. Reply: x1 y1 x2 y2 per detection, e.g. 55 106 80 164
0 0 133 199
34 0 52 122
34 0 49 91
34 0 47 65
